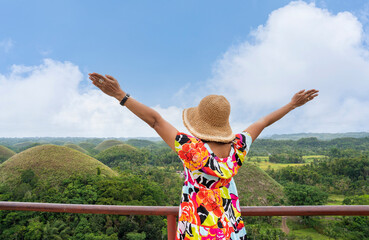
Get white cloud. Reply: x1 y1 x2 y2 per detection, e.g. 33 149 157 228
0 38 13 53
208 1 369 135
0 59 184 137
2 1 369 138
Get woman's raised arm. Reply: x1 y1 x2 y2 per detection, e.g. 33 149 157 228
89 73 178 151
244 89 319 142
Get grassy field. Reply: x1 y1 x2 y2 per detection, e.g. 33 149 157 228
302 155 327 162
289 228 332 239
248 155 326 170
286 217 337 240
327 194 345 205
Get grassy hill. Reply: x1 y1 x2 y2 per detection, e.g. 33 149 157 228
94 140 125 152
95 144 146 167
12 141 43 152
234 163 285 206
64 143 89 154
125 139 156 148
0 145 117 186
0 145 16 163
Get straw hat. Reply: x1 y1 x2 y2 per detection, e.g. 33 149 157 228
183 95 234 143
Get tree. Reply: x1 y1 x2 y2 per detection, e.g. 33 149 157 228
284 183 328 206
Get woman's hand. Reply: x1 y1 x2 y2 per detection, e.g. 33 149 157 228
289 89 319 109
245 88 319 142
88 73 126 101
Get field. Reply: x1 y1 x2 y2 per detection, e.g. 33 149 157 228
327 194 345 205
289 228 332 239
248 155 326 170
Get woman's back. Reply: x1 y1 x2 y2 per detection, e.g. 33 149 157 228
175 131 252 240
205 141 232 159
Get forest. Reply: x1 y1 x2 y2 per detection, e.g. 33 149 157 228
0 135 368 239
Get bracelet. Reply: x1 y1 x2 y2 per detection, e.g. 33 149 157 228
120 93 130 106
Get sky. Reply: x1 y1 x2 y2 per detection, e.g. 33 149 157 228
1 0 369 137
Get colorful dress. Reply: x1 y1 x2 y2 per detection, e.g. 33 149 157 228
174 131 252 240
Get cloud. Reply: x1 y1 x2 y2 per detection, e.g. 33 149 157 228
0 59 184 137
208 1 369 135
2 1 369 138
0 38 13 53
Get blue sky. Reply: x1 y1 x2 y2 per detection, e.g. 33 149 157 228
1 0 369 137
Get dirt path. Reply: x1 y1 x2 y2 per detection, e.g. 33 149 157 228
281 216 290 234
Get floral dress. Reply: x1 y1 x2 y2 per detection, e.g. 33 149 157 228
174 131 252 240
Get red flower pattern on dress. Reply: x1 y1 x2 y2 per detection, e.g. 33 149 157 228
197 189 223 218
178 141 209 170
179 201 200 225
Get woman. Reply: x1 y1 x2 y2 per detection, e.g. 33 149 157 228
89 72 318 240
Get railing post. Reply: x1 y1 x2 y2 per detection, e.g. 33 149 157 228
167 214 176 240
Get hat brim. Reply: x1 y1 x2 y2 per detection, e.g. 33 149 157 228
183 107 235 143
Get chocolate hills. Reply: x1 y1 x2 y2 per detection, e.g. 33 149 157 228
0 145 117 186
94 139 125 152
95 144 146 167
64 143 89 154
0 145 16 163
234 163 285 206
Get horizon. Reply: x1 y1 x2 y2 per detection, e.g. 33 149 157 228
0 131 368 140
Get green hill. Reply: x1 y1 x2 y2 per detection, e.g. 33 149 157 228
234 163 285 206
12 141 43 152
64 143 89 154
125 139 156 148
95 144 146 167
0 145 117 186
94 140 125 152
0 146 16 163
265 132 369 140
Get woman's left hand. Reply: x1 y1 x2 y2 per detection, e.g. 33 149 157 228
89 73 125 101
290 89 319 109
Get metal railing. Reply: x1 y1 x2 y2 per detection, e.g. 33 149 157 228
1 201 368 239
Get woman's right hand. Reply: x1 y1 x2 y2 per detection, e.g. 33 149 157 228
89 73 126 101
290 89 319 109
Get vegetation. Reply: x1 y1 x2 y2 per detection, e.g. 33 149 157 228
95 144 146 169
0 174 171 239
12 141 43 153
0 145 16 163
64 143 89 154
266 132 369 140
249 136 369 156
94 140 126 152
269 153 304 164
0 135 368 239
0 145 117 186
78 142 99 155
234 163 285 206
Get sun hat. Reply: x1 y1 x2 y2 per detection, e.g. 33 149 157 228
182 95 235 143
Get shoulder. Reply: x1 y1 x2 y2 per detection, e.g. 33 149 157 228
174 132 209 170
175 132 197 145
233 132 253 152
175 132 203 152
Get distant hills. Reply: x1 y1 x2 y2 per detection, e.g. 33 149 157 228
1 133 368 145
0 145 16 163
263 132 369 140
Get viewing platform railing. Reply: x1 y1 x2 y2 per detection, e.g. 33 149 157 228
1 201 368 239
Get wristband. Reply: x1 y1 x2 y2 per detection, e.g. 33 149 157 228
120 93 130 106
